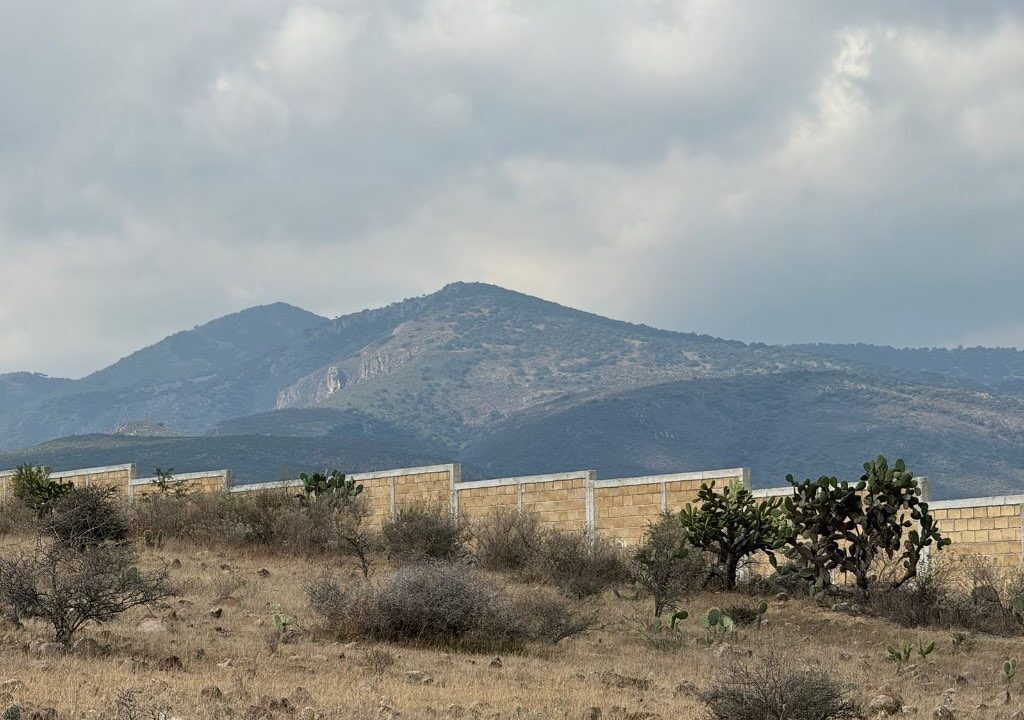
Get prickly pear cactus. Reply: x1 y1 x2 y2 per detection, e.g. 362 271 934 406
297 470 363 507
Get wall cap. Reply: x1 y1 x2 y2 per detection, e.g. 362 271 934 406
130 469 230 487
597 468 748 489
458 470 595 490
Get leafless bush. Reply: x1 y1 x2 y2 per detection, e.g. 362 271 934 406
698 652 859 720
331 498 380 578
473 508 543 573
532 530 630 599
45 486 130 549
871 554 1023 636
360 647 396 675
306 562 590 651
508 587 594 643
382 505 468 563
0 541 172 646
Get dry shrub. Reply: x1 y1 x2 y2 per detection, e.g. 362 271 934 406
132 490 335 555
532 530 630 599
306 562 591 652
0 540 172 646
382 505 468 563
0 500 37 537
45 486 130 549
698 652 858 720
871 554 1023 636
473 507 543 573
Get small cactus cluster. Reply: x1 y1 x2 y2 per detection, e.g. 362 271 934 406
297 470 362 507
1010 596 1024 627
700 607 735 643
143 529 163 549
885 638 935 673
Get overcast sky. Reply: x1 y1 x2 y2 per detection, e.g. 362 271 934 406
2 1 1023 378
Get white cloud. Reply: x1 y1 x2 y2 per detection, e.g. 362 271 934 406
0 1 1023 376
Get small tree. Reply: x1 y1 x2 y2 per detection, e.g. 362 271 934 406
778 455 950 595
11 465 73 516
0 541 172 646
633 512 700 618
150 467 194 498
332 497 380 578
679 481 784 590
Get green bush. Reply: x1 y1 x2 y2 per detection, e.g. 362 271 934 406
11 465 73 516
779 455 950 595
632 512 705 617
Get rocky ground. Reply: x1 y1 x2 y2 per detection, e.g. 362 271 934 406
1 539 1023 719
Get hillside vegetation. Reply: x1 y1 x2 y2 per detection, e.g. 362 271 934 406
3 283 1024 497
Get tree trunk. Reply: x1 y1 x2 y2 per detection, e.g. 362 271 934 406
724 555 739 590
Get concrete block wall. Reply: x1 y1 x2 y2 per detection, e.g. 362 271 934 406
455 471 595 532
596 468 749 543
5 457 1024 568
930 496 1024 568
0 463 137 498
130 470 232 498
230 464 461 529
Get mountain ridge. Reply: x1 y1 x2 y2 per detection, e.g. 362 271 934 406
2 282 1023 499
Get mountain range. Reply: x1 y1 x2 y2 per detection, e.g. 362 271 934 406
2 282 1023 499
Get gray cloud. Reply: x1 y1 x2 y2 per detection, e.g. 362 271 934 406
1 1 1022 377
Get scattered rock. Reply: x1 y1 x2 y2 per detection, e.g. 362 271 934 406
585 708 601 720
404 671 433 685
933 704 954 720
775 592 789 602
866 694 903 716
257 568 271 577
199 686 224 703
209 608 224 619
489 657 502 669
171 558 182 568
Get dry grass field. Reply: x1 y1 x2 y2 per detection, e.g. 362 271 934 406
2 535 1024 720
